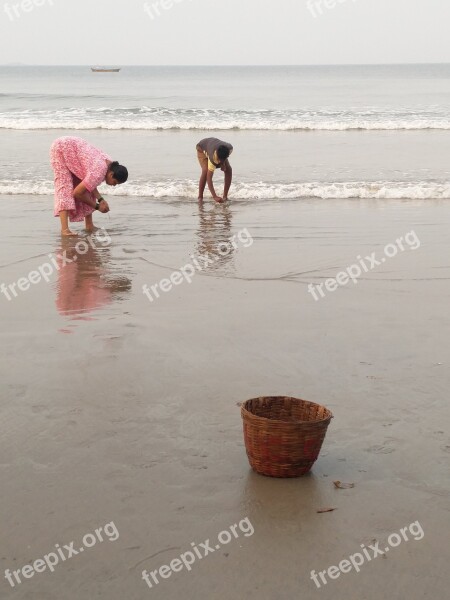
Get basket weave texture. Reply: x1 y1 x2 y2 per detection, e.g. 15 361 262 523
241 396 333 478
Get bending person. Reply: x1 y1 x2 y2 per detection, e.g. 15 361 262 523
196 137 233 203
50 136 128 236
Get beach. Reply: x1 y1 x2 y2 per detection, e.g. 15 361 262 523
0 65 449 599
1 194 449 599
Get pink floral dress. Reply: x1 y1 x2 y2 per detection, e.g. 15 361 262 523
50 137 111 222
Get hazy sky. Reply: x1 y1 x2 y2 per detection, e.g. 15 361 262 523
0 0 449 65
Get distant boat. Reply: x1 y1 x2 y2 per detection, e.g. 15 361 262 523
91 67 121 73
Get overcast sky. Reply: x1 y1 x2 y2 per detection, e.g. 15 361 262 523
0 0 449 65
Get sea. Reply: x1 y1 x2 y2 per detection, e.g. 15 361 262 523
1 64 450 201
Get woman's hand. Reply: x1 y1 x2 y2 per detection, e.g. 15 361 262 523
98 199 110 213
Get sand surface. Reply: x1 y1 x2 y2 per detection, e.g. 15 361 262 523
0 196 449 599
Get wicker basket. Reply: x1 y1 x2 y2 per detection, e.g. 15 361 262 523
241 396 333 478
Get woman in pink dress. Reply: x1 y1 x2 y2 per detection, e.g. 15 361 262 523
50 136 128 236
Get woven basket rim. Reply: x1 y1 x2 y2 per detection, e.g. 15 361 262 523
241 396 333 425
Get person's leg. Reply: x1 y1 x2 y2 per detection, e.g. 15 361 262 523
197 149 208 201
59 211 77 236
223 160 233 200
198 167 208 201
51 142 78 235
85 213 95 233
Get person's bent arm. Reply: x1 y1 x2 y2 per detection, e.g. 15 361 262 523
207 170 222 202
73 181 96 208
73 182 109 212
93 188 110 212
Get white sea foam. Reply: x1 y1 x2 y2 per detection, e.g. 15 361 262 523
2 179 450 200
0 107 449 130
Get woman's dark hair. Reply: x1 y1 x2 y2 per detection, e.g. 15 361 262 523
217 145 231 161
108 161 128 184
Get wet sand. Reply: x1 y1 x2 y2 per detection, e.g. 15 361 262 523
0 196 449 599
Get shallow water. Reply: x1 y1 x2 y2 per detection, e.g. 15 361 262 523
1 65 450 200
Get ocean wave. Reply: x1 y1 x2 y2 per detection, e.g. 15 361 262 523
0 107 450 130
2 179 450 200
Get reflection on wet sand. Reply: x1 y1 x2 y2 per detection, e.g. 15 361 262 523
195 203 236 274
55 234 131 319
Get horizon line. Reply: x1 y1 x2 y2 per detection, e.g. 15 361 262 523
2 62 450 67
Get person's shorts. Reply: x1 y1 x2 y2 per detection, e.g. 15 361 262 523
196 146 230 172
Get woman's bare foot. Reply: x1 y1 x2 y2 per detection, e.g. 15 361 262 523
61 228 78 237
85 226 99 234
